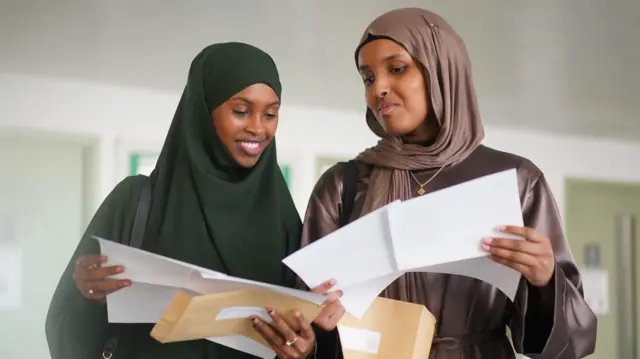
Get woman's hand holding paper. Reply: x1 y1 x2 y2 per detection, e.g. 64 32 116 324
482 225 555 287
310 278 345 331
73 254 131 302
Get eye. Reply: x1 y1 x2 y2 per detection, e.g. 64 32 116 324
232 109 250 118
362 75 375 86
390 65 407 74
264 112 277 120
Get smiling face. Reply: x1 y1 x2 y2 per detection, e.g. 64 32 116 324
358 38 438 143
211 83 280 168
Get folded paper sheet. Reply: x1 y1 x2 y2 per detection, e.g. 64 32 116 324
338 297 436 359
283 169 524 318
282 200 402 290
387 169 524 299
151 289 323 358
282 201 402 319
95 237 325 357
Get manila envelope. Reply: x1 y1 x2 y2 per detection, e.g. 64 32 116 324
151 289 323 346
338 297 436 359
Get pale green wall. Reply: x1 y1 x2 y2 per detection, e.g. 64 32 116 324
0 136 85 359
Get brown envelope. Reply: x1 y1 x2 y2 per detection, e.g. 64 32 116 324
150 290 323 346
338 297 436 359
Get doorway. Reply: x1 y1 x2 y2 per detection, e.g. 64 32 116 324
0 132 88 359
565 178 640 359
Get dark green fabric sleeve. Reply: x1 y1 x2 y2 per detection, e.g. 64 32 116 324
45 176 145 359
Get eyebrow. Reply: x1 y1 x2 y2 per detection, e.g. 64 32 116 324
233 97 280 107
358 54 405 71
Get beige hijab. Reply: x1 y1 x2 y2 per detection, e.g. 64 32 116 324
355 8 485 214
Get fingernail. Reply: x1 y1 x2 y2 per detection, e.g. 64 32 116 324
329 278 337 285
482 237 492 244
124 280 132 286
267 309 275 316
100 255 108 262
496 225 506 231
294 311 301 317
116 266 124 273
481 243 490 251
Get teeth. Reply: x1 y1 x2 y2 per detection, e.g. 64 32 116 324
241 142 259 149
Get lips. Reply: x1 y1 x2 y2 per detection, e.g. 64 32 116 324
237 140 265 156
377 103 397 116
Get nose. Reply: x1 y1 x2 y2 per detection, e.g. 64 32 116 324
372 75 389 99
245 116 266 137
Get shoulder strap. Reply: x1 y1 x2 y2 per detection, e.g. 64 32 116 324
101 175 152 359
128 175 152 249
339 160 359 228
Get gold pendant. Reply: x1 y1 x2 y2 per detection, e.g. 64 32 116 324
417 187 426 195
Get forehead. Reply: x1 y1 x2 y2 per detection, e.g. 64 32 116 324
231 83 279 103
357 39 411 67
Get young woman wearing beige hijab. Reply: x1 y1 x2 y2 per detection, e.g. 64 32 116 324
302 8 597 359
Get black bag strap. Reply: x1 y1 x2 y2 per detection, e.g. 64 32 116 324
339 160 359 228
101 175 152 359
129 175 152 249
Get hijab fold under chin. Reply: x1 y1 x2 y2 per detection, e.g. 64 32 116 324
354 8 485 215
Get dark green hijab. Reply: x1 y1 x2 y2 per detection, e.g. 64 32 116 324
144 42 301 288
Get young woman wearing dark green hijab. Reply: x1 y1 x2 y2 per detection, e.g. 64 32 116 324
45 42 342 359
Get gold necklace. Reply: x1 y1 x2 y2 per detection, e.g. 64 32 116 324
409 166 445 195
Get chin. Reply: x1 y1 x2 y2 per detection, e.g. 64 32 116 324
230 154 258 169
379 115 426 138
381 122 420 137
238 159 259 168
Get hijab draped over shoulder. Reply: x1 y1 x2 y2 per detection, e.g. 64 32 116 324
146 42 301 287
355 8 485 214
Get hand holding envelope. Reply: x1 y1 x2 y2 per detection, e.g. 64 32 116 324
251 304 317 359
251 279 345 359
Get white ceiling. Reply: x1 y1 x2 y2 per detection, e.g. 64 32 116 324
1 0 639 141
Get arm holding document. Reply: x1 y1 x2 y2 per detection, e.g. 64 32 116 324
483 174 597 358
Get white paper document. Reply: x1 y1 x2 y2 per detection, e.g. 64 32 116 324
95 237 326 359
282 169 525 318
387 169 524 300
336 273 402 319
283 201 401 291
